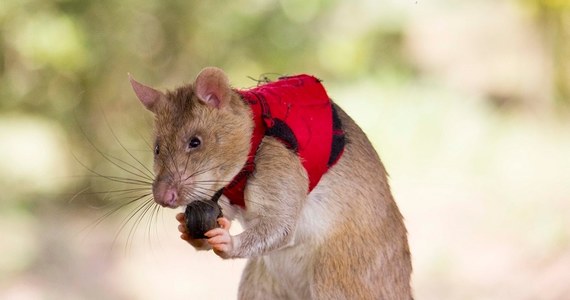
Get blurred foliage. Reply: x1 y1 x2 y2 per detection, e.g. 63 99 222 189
521 0 570 107
0 0 411 119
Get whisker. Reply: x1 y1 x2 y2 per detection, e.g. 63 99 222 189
112 196 154 252
125 199 155 254
74 118 154 182
79 192 153 237
184 189 213 200
101 111 155 179
165 142 182 180
182 149 192 182
181 190 210 202
71 152 152 186
68 186 91 204
156 147 177 181
146 202 161 252
192 183 232 187
139 132 153 150
76 187 151 197
95 175 152 186
183 159 241 182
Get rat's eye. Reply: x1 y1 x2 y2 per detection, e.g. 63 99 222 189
154 143 160 156
187 137 201 150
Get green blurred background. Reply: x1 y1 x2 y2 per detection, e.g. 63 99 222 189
1 0 569 299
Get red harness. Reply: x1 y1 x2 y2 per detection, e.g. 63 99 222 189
222 75 345 208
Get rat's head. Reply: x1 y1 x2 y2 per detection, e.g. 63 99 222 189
130 67 252 208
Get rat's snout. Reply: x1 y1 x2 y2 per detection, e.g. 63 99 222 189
152 180 179 208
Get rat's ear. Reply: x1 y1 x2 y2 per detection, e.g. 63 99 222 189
129 73 164 112
194 67 231 108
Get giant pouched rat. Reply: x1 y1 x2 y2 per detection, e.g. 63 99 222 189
129 67 412 299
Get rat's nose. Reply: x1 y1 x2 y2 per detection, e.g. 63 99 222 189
153 182 179 208
162 188 178 207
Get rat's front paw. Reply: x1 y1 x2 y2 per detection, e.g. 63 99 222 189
205 217 233 259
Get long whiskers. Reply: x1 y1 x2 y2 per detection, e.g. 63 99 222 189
74 116 154 182
71 152 152 186
111 196 154 253
102 112 155 180
73 112 161 252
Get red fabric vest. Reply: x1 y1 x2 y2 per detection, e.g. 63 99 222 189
222 75 344 208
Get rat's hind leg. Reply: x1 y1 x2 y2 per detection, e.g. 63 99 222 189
238 257 289 300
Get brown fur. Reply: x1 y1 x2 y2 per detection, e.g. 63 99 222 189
310 105 412 299
131 67 413 299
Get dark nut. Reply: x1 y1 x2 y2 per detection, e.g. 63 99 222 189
184 200 223 239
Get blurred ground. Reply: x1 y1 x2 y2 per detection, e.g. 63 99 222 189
1 0 569 299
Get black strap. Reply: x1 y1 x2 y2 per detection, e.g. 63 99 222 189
210 188 225 203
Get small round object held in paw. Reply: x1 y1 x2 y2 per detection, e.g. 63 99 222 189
184 200 223 239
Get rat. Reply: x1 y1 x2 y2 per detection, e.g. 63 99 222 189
129 67 412 299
